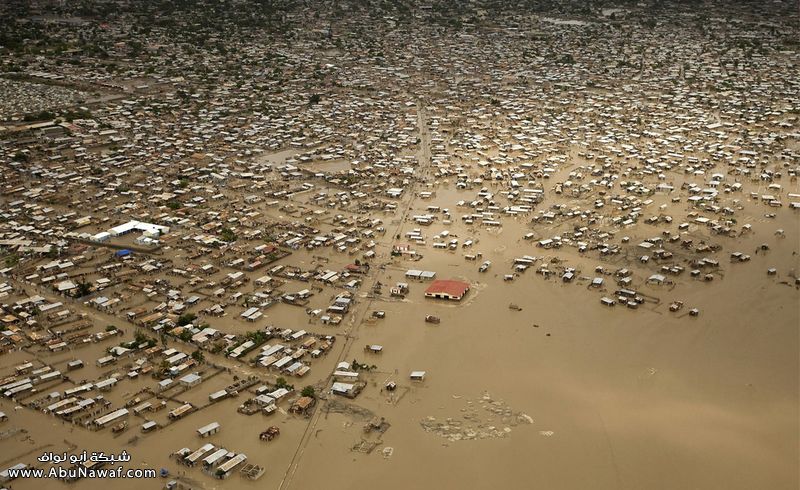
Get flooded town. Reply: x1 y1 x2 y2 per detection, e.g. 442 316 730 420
0 0 798 489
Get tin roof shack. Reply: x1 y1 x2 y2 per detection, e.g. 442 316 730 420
94 377 118 392
290 396 316 414
197 421 220 438
202 448 230 474
180 373 202 387
214 453 247 479
96 355 116 367
424 280 470 301
182 443 215 467
406 269 437 281
330 381 365 399
209 390 229 403
169 403 194 420
93 408 129 429
67 360 84 371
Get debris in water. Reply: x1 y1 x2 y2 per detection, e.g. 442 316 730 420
420 393 533 442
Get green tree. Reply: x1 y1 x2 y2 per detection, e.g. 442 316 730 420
245 330 266 344
75 280 92 297
301 386 316 398
220 228 237 242
177 313 196 326
191 350 205 363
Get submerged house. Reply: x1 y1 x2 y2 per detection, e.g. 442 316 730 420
424 279 470 301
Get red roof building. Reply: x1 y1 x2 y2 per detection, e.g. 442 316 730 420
424 279 470 301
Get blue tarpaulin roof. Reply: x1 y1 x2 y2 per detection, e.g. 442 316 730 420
115 249 132 257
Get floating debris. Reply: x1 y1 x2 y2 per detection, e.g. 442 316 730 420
351 439 381 454
421 393 532 442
